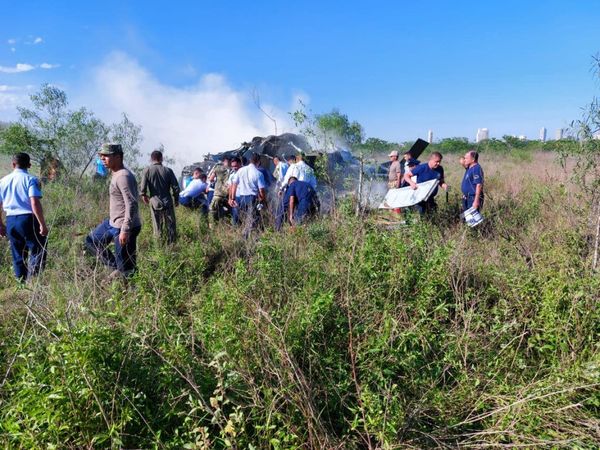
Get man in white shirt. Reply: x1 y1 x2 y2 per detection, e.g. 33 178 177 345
229 153 266 235
179 168 209 212
0 152 49 282
281 152 317 190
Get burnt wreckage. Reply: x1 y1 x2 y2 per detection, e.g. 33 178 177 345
181 133 361 185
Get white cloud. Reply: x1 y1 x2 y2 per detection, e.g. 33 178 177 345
7 38 16 45
40 63 59 69
80 52 296 168
33 37 43 44
0 63 35 74
10 47 16 53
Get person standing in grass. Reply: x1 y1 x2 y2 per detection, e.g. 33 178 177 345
207 156 231 229
85 144 141 278
0 152 49 282
404 152 448 214
461 150 484 211
140 150 180 244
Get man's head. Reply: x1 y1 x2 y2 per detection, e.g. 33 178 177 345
296 152 305 161
407 158 419 169
12 152 31 169
230 157 241 171
98 143 124 171
249 152 261 165
222 156 231 168
288 176 298 185
286 154 296 164
427 152 443 170
192 167 202 179
150 150 163 162
403 151 411 161
459 156 467 169
389 150 399 161
463 150 478 168
199 173 207 182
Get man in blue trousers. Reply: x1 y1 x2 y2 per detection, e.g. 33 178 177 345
85 144 141 278
0 153 49 282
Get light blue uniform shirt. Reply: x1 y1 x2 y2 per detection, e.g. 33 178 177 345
0 168 43 216
231 164 266 196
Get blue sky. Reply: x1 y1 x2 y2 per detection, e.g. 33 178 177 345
1 0 600 155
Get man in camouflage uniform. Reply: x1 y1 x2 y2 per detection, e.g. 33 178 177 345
208 156 231 228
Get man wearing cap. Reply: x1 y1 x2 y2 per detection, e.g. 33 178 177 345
388 150 402 189
0 152 49 282
85 143 142 277
461 150 484 211
140 149 180 244
207 156 231 228
403 152 448 214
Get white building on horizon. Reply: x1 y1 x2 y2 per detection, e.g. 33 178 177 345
556 128 563 140
476 128 489 143
540 127 547 142
427 130 433 143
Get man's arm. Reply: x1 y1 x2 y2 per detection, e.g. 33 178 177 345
403 170 417 189
229 182 238 207
473 183 483 210
169 169 180 206
0 202 5 237
288 195 296 225
30 197 48 236
140 168 150 205
117 175 137 245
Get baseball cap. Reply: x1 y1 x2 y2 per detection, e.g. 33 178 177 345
98 143 123 155
388 150 399 157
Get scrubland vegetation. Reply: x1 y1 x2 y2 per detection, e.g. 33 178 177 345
0 149 598 449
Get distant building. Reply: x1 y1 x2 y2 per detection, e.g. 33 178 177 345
518 135 527 141
556 128 563 140
476 128 489 143
540 127 547 142
427 130 433 143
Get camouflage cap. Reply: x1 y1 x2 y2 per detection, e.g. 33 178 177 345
98 143 123 155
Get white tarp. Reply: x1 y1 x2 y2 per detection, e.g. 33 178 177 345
378 179 439 209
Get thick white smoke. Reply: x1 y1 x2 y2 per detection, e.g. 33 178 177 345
80 52 298 169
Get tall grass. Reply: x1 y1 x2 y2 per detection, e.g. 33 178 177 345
0 152 598 448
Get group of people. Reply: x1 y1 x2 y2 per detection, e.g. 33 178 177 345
387 148 484 214
0 143 482 284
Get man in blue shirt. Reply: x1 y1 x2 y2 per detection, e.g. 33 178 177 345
179 168 209 212
403 152 448 214
0 153 49 282
461 150 484 211
287 177 319 226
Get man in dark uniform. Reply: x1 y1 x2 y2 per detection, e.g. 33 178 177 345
461 150 484 211
403 152 448 214
287 176 319 226
140 150 180 244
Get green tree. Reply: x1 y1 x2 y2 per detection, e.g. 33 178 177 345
0 84 143 178
315 109 364 150
558 55 600 269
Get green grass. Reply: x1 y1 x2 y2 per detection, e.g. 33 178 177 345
0 153 598 448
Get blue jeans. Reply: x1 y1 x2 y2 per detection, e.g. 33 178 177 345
85 219 141 275
6 214 47 281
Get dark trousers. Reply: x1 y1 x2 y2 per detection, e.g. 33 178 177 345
150 205 177 244
85 219 141 275
236 195 259 235
6 214 47 281
415 197 437 215
462 194 484 211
